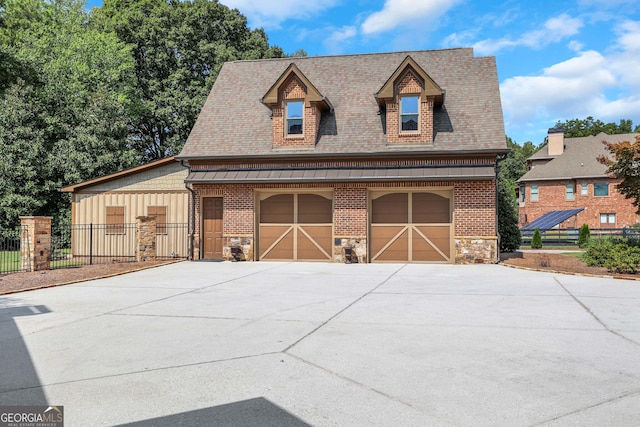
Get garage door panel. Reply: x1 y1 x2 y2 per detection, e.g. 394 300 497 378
372 194 408 224
258 193 332 261
298 194 332 224
372 228 408 261
412 193 450 223
371 192 452 263
260 226 293 260
412 227 449 261
260 194 294 223
299 226 332 255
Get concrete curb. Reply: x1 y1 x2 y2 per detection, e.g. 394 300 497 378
0 260 185 296
498 262 640 281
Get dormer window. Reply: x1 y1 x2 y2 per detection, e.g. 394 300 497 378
400 96 419 132
286 100 304 135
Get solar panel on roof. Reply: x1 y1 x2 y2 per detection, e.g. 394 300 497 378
520 208 584 234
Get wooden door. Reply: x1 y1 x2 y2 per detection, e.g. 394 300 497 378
370 192 452 263
202 197 223 259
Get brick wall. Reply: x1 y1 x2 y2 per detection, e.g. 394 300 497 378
454 180 497 236
272 75 320 149
190 177 497 263
385 71 434 144
519 179 640 229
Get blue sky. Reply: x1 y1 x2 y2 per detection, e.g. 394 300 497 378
89 0 640 146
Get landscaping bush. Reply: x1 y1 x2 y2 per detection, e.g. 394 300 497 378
531 228 542 249
584 237 640 274
578 224 590 248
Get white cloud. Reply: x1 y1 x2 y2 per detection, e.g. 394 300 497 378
473 13 583 55
361 0 462 35
501 21 640 134
219 0 340 29
324 26 358 54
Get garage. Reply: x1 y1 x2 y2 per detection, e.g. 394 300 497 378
258 192 333 261
370 191 452 263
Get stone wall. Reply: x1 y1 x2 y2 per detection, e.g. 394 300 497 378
455 237 498 264
20 216 52 272
136 216 157 261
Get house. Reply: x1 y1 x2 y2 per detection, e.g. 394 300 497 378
61 157 189 259
176 48 508 263
517 129 640 231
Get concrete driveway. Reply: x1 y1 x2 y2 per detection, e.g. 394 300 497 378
1 262 639 426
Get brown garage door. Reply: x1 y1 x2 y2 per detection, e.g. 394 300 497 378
370 192 452 262
258 193 333 261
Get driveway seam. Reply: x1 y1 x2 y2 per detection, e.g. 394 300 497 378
283 264 407 352
529 388 640 426
554 277 640 347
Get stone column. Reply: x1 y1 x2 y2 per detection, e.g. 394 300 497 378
136 216 157 262
20 216 52 272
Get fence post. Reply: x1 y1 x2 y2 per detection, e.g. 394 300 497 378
89 223 93 265
20 216 52 272
136 216 157 261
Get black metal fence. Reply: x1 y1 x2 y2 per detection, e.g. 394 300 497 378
50 223 188 269
521 227 640 246
0 225 29 275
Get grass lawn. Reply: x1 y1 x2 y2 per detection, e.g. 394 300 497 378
0 250 22 273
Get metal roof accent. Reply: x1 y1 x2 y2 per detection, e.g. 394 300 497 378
185 165 495 184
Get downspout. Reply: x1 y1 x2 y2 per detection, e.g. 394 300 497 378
182 160 196 261
495 158 502 264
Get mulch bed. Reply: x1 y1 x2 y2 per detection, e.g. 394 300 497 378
0 260 182 295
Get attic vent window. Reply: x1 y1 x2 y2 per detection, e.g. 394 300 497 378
286 100 303 135
400 96 419 132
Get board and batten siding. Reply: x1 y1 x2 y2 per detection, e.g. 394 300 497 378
68 161 189 258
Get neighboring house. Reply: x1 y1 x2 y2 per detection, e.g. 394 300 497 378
517 129 640 230
176 48 508 263
61 157 189 258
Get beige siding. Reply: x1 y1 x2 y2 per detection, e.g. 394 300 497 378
84 162 188 192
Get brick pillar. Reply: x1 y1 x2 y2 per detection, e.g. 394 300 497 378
136 216 156 261
20 216 52 272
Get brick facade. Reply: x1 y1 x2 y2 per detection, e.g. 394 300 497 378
189 173 497 263
518 179 640 229
271 75 322 149
386 71 434 145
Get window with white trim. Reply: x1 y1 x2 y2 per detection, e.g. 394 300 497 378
566 183 575 201
400 96 419 132
286 100 303 135
531 185 539 202
600 213 616 225
581 182 588 196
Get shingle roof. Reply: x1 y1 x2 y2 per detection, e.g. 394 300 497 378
518 133 638 182
177 48 507 159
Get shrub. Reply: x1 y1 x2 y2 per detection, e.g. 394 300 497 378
578 224 590 248
497 179 521 252
584 237 640 274
531 228 542 249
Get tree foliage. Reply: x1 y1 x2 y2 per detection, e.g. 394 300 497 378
578 223 590 248
91 0 284 160
554 116 639 138
497 178 521 252
599 134 640 214
0 0 286 230
531 228 542 249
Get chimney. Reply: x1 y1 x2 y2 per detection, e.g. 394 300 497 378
548 127 565 156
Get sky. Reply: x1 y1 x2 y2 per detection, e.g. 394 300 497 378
89 0 640 146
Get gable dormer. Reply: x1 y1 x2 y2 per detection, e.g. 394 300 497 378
262 63 332 149
376 56 444 145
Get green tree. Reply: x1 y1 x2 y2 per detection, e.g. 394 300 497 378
497 178 521 252
91 0 285 160
578 223 590 248
0 0 138 229
531 228 542 249
554 116 639 138
599 134 640 214
499 136 537 183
